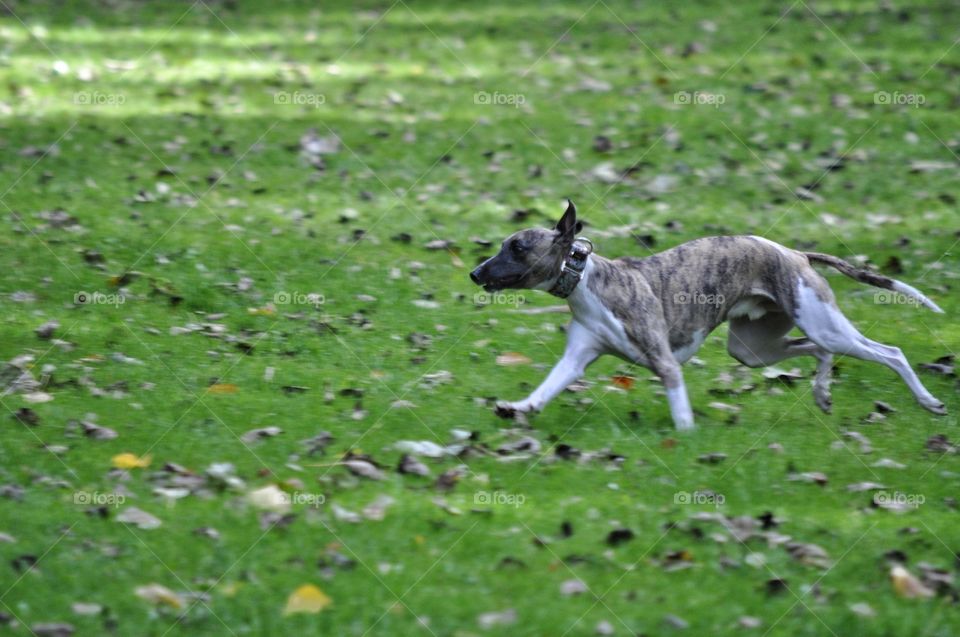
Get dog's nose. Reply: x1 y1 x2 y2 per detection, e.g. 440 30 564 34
469 268 482 285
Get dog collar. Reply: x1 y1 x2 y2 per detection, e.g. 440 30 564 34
548 238 593 298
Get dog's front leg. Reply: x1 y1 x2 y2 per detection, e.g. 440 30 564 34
495 322 599 419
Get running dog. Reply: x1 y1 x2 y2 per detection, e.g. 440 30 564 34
469 201 946 430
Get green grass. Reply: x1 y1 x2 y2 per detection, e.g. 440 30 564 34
0 0 958 635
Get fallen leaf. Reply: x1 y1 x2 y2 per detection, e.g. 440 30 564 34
362 495 395 521
787 471 828 486
206 383 238 394
135 583 183 608
496 352 532 366
477 608 517 628
343 458 385 480
397 454 431 476
248 485 291 513
560 579 588 596
70 603 102 616
846 482 886 492
663 614 689 629
30 623 74 637
606 528 634 546
785 542 830 567
849 602 876 617
241 426 283 444
891 565 935 598
112 453 152 469
116 507 162 530
872 458 906 469
81 420 118 440
393 440 449 458
925 434 955 453
698 452 727 464
283 584 332 615
909 160 957 173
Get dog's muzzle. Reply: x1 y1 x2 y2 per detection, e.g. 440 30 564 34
470 264 514 292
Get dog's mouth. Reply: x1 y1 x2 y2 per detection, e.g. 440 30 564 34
471 264 524 293
479 276 522 293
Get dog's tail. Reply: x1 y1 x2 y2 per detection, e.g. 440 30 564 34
804 252 944 313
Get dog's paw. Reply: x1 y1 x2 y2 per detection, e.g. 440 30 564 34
494 401 518 420
926 401 948 416
494 400 537 422
814 394 833 414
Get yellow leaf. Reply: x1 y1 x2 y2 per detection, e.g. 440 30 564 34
112 453 152 469
207 383 238 394
247 305 276 316
283 584 332 615
496 352 532 366
611 375 635 390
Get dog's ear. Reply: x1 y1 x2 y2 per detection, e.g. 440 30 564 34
554 199 582 242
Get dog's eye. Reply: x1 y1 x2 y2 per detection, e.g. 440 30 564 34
512 240 529 255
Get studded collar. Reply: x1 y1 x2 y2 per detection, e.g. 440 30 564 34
548 238 594 299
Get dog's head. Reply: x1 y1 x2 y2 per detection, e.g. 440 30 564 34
470 200 583 292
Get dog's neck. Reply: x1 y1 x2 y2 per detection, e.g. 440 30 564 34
564 255 594 310
546 241 592 298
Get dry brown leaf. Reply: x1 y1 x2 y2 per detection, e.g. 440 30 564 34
496 352 532 366
206 383 238 394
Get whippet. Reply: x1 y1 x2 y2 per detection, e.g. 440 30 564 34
469 201 947 430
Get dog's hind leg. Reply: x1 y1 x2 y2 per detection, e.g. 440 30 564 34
726 311 834 412
793 280 946 415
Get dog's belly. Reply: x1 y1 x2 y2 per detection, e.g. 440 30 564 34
726 294 781 321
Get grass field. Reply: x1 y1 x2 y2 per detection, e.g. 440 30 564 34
0 1 958 635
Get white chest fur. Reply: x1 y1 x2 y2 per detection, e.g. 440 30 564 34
566 258 648 364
